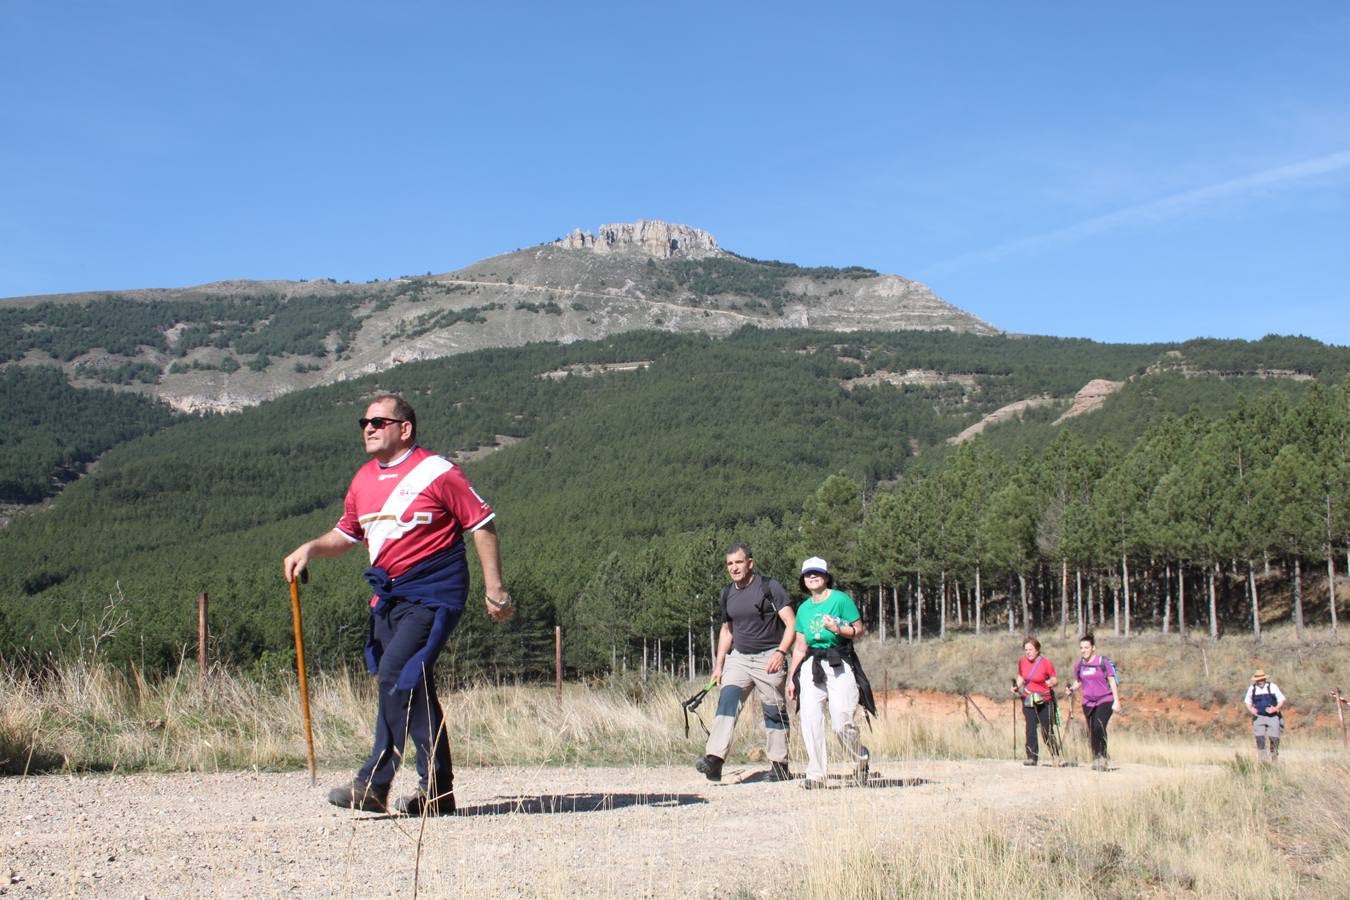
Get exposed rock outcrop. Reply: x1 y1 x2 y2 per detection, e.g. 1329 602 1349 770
1053 378 1125 424
556 220 722 259
948 396 1058 444
948 377 1126 443
840 369 980 391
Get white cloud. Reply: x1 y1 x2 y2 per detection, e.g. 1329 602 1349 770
924 149 1350 276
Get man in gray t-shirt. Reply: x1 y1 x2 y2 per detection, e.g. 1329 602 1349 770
695 542 795 782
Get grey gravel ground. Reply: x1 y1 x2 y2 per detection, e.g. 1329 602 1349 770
0 759 1201 898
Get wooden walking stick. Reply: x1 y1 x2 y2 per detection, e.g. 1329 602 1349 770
289 574 317 785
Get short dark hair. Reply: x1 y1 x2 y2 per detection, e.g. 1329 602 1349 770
799 570 834 593
1023 636 1041 652
1080 632 1096 647
373 393 417 440
725 542 752 559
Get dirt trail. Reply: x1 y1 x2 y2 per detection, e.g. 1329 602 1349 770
1 759 1210 898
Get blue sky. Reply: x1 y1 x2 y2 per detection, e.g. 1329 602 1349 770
4 2 1348 345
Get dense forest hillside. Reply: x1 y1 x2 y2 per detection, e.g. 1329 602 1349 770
1 327 1345 679
0 367 175 506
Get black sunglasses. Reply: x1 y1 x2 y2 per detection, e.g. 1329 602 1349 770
358 417 406 430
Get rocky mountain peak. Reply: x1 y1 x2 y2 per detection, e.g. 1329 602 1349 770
554 220 722 259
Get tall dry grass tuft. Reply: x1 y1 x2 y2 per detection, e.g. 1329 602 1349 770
1 651 1344 775
1 665 752 773
799 757 1350 898
0 659 330 774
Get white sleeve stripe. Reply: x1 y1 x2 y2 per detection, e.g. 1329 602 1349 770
467 511 496 532
333 527 362 544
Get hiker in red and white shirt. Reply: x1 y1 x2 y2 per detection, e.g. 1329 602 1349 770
1011 636 1059 766
283 393 512 817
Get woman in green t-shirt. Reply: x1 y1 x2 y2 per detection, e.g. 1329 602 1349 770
786 556 870 788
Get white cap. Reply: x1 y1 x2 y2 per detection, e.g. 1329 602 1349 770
801 557 829 576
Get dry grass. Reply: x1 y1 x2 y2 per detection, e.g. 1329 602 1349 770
799 757 1350 898
0 664 743 774
861 626 1350 726
4 638 1347 776
5 651 1350 898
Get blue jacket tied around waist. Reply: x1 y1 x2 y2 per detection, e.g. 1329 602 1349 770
362 542 468 691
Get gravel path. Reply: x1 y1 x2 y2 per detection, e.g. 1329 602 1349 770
1 759 1205 898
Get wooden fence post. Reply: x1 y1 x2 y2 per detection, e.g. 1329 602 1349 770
1334 688 1347 749
197 592 208 690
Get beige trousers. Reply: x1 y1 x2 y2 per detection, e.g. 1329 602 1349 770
705 649 789 764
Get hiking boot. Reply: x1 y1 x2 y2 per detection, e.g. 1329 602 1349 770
396 789 455 817
853 749 870 785
1023 759 1038 767
695 755 723 782
769 761 792 782
802 778 827 790
327 780 388 813
1092 757 1107 772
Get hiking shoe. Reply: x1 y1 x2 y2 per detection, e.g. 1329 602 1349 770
1023 759 1038 767
695 755 723 782
802 778 827 790
396 789 455 817
769 761 792 782
1092 757 1107 772
327 780 388 813
853 749 870 785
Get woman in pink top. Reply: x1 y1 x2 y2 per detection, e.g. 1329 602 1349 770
1011 636 1059 765
1068 632 1120 771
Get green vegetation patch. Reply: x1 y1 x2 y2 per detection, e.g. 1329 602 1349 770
0 292 366 365
391 303 503 341
662 256 877 312
73 360 162 385
0 366 176 503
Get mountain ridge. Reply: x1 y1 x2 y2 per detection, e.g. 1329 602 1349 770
1 221 999 412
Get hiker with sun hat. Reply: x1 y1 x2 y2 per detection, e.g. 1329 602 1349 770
1244 669 1286 763
787 556 874 789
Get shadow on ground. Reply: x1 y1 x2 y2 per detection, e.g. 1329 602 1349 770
733 768 932 789
458 792 709 816
1 743 113 776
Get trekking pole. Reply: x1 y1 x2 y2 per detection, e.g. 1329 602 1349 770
1046 690 1064 764
1064 685 1077 765
1011 677 1019 759
289 573 317 786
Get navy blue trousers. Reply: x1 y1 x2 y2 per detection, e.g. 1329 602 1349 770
357 601 461 796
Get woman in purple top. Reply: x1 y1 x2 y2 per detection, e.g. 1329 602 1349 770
1068 632 1120 771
